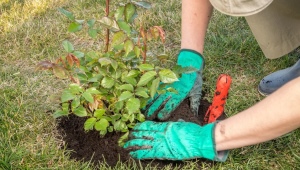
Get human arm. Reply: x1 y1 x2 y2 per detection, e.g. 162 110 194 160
215 76 300 151
144 0 213 120
181 0 213 53
124 77 300 161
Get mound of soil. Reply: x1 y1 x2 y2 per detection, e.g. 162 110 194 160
56 98 226 168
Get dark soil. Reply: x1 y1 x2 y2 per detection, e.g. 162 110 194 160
56 98 226 168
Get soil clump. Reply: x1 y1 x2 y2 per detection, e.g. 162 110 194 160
57 98 225 168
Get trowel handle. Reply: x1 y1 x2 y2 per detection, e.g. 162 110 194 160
203 74 232 124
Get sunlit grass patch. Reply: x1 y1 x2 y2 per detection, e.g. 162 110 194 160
0 0 67 33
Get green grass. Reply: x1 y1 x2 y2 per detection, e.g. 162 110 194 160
1 0 300 169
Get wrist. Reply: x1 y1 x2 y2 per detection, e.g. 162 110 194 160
215 121 227 151
198 122 229 162
177 49 205 69
212 122 229 162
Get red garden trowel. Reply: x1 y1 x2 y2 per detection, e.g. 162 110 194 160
203 74 232 124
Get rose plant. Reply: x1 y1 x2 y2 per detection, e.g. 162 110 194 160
37 1 193 145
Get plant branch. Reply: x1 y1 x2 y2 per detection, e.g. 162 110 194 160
140 26 147 64
105 0 110 53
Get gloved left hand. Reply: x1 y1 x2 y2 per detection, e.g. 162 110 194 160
123 121 228 161
144 49 204 120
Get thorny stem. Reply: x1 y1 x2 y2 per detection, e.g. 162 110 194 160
105 0 110 53
142 37 147 64
140 26 147 64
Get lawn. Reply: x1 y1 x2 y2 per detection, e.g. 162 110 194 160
1 0 300 169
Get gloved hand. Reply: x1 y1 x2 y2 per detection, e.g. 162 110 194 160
144 49 204 120
123 121 228 161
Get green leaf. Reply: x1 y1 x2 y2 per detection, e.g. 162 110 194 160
102 116 112 122
125 3 136 22
117 84 134 92
53 110 68 118
88 74 102 82
118 62 127 69
118 132 129 147
137 71 157 87
113 101 124 113
69 84 83 94
113 120 121 130
82 92 94 103
138 64 154 71
58 8 75 21
62 103 69 112
118 91 133 101
86 87 100 94
71 97 80 110
111 31 127 47
75 19 84 24
108 126 114 132
115 6 125 21
94 109 106 119
157 54 169 62
121 114 130 122
123 51 136 61
135 87 148 92
166 87 178 94
98 67 108 77
132 1 152 9
129 114 135 123
117 20 131 35
150 77 160 98
135 90 149 98
124 39 134 55
95 118 109 131
134 46 141 57
62 40 74 53
87 19 96 28
128 11 138 23
86 51 99 60
123 77 137 86
88 29 97 38
101 77 115 88
173 65 198 74
77 73 87 82
114 120 127 131
112 69 122 79
127 70 140 77
111 114 122 121
73 106 87 117
98 57 112 66
111 60 118 70
159 69 178 83
99 16 119 31
140 98 148 108
61 90 76 102
84 117 97 131
73 51 84 58
136 113 145 122
68 22 82 32
100 129 107 136
126 98 140 114
53 65 69 79
113 44 124 51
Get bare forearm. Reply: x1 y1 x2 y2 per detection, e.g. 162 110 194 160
215 77 300 151
181 0 213 54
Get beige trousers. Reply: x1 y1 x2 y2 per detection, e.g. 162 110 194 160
245 0 300 59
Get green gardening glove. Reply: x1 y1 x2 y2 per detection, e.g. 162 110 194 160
144 49 204 120
123 121 228 161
